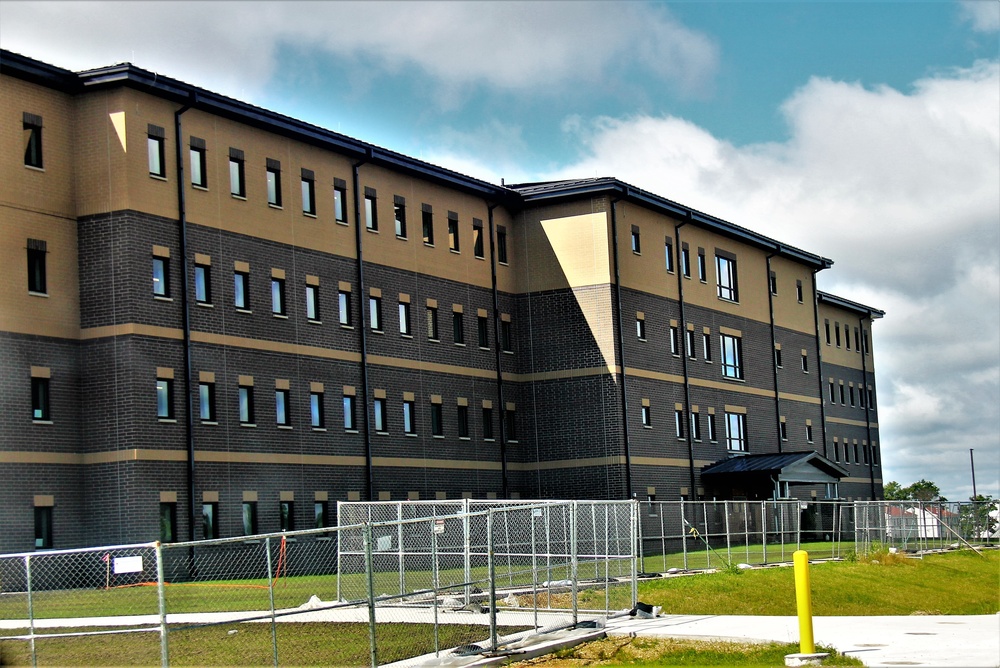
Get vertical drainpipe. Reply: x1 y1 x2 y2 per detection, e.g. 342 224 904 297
486 204 507 498
609 196 632 500
766 252 781 453
352 154 374 501
675 215 696 498
860 314 877 499
810 271 829 459
174 97 196 541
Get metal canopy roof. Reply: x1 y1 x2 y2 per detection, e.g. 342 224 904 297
702 451 849 483
817 291 885 319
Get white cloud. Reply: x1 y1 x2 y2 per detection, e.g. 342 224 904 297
536 61 1000 500
0 1 718 102
959 0 1000 32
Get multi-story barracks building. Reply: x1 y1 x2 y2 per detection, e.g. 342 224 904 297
1 50 885 551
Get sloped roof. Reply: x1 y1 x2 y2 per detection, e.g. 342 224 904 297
702 451 849 483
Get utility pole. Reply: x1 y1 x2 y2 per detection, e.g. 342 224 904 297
970 449 977 499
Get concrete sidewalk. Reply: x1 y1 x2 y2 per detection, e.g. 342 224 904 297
604 613 1000 668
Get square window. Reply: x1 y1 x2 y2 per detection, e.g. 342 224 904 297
482 407 494 440
23 113 43 169
156 379 174 419
195 264 211 304
234 271 250 309
448 215 460 251
453 312 465 344
34 506 53 548
343 394 356 430
27 239 46 294
271 278 286 315
478 315 489 348
276 388 290 426
422 206 435 244
374 397 387 432
242 501 258 536
716 254 739 301
266 160 282 207
31 377 50 421
431 403 443 436
301 170 316 215
457 404 469 438
202 502 219 540
190 140 207 188
720 334 743 380
153 257 169 297
631 226 641 254
310 391 325 428
399 301 411 335
403 400 416 435
160 502 177 543
280 501 294 532
473 221 484 258
725 412 747 452
369 296 383 331
497 226 508 263
339 290 352 326
229 149 246 197
148 127 166 177
238 385 255 424
427 305 439 340
394 197 407 238
199 382 216 421
334 183 347 223
306 284 320 321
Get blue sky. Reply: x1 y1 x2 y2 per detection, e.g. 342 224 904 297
2 1 998 501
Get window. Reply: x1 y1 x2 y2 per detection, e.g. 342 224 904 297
859 387 867 408
238 385 255 425
691 412 702 440
829 380 836 403
840 384 846 405
863 330 870 355
825 483 839 499
23 112 43 168
675 410 684 438
686 329 696 359
725 412 747 452
630 225 641 254
716 253 739 301
374 397 387 432
796 280 804 303
473 219 484 258
160 503 177 543
199 382 216 421
641 405 651 428
769 271 777 295
334 179 348 223
156 379 174 419
482 407 494 440
369 295 383 331
670 325 679 355
27 239 46 294
720 334 743 380
190 137 207 188
505 408 517 441
497 226 508 263
453 311 465 344
636 316 646 340
801 351 809 372
393 196 407 237
266 159 282 207
806 424 814 443
242 502 258 536
707 413 717 442
202 502 219 539
703 332 712 362
306 284 320 321
501 319 513 352
431 403 443 437
301 168 315 214
234 270 249 309
153 256 169 297
31 377 50 421
854 327 861 352
364 187 378 231
339 290 352 326
280 501 294 532
276 388 290 426
478 314 489 348
835 322 842 347
833 442 841 462
681 246 691 278
697 249 707 281
399 301 411 335
147 124 166 177
844 324 851 350
664 238 674 273
314 501 328 529
774 346 783 368
34 506 53 548
229 148 246 197
849 385 856 407
343 394 356 430
403 400 416 435
448 213 460 251
422 205 434 244
779 420 788 441
824 319 831 345
195 263 211 304
310 391 325 428
457 405 469 438
854 442 860 464
271 277 285 315
427 305 439 340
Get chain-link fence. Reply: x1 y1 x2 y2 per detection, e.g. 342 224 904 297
855 500 999 554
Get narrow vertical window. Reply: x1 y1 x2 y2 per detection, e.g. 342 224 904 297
31 376 50 421
427 304 439 340
482 407 494 440
422 204 434 244
630 225 641 254
835 322 842 347
636 316 646 340
779 419 788 441
500 319 513 352
27 239 47 294
364 187 378 231
829 380 836 403
234 270 250 309
242 502 258 535
306 283 320 321
280 501 294 532
448 212 460 251
845 324 851 350
333 179 348 223
801 351 809 373
34 506 53 548
160 503 177 543
691 412 702 440
707 414 717 442
839 384 846 405
715 253 739 301
339 290 352 326
314 501 328 529
399 300 411 335
238 384 255 424
190 137 207 188
23 112 43 168
202 502 219 539
686 329 696 359
275 388 290 426
806 424 814 443
229 148 246 197
156 378 174 419
301 168 315 214
670 325 679 355
796 280 804 303
478 314 489 348
703 332 712 362
664 237 674 273
641 404 651 427
505 407 517 441
457 404 469 438
310 391 325 428
473 218 484 258
403 400 416 435
373 397 387 432
774 346 783 368
194 262 211 304
393 195 407 238
453 311 465 344
681 245 691 278
497 225 508 263
854 327 861 352
271 277 286 315
697 248 706 281
674 410 684 438
769 271 778 295
147 124 166 177
266 158 282 207
824 319 831 345
849 385 856 407
199 381 216 421
343 394 356 430
369 295 383 331
431 403 443 437
152 256 169 297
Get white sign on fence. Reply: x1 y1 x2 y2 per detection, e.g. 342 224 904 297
113 555 143 574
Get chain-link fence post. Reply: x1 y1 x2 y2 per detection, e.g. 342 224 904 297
530 506 539 630
487 510 497 652
724 500 732 564
431 517 440 658
463 504 472 606
570 501 578 627
25 555 36 668
681 501 688 570
761 502 768 565
630 501 638 608
265 537 278 668
156 541 168 668
364 523 378 668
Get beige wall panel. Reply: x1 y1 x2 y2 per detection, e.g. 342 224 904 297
519 210 611 292
769 255 818 334
614 202 679 300
818 303 872 371
113 91 179 220
676 226 771 323
73 89 133 216
0 75 77 217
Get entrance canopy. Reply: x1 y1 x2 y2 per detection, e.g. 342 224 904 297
702 451 849 486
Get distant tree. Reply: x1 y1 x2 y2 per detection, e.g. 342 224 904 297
883 481 906 500
882 479 946 502
959 494 997 540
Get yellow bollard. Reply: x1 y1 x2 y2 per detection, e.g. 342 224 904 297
793 550 815 655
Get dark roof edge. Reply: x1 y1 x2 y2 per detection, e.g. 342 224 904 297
2 49 519 205
817 291 885 319
511 178 834 271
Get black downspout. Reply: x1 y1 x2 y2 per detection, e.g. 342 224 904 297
609 197 632 500
766 253 782 453
486 204 508 498
174 97 196 542
811 270 829 459
860 314 877 499
675 216 696 499
352 156 374 501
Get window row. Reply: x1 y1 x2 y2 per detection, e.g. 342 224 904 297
832 439 879 467
827 379 875 410
192 497 327 541
823 319 870 354
639 404 749 452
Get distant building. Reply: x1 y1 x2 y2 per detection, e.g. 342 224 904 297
0 50 884 551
